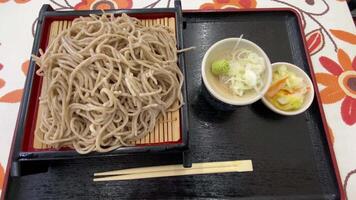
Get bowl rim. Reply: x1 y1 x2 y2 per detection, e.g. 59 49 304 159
201 37 272 106
261 62 315 116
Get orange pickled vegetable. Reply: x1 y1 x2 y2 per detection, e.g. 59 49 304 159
266 77 288 98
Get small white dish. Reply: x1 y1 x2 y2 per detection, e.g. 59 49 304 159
261 62 315 116
201 38 272 106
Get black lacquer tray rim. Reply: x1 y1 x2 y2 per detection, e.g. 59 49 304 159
1 5 344 200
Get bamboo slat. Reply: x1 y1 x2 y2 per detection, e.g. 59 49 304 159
33 17 181 150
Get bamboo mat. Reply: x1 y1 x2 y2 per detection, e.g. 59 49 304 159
33 17 181 149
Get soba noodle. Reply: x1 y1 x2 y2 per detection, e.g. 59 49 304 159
32 13 183 154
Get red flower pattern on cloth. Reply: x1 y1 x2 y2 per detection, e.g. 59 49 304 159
0 63 5 90
316 49 356 125
306 29 325 56
74 0 132 10
200 0 257 9
0 60 29 103
0 163 3 190
0 0 31 3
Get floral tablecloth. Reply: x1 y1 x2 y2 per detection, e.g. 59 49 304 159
0 0 355 199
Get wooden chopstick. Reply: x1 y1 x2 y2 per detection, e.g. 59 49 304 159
95 160 251 176
93 160 253 182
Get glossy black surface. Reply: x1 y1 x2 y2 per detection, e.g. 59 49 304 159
5 10 339 200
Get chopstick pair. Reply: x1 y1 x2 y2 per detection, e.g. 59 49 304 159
93 160 253 182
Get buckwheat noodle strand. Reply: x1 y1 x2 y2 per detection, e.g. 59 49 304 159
32 13 183 154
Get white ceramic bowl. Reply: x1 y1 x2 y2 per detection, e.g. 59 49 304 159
201 38 272 106
261 62 315 116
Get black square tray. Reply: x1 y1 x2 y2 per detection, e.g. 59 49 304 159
3 4 342 200
9 3 189 163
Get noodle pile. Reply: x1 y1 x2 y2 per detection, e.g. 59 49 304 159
32 13 183 154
